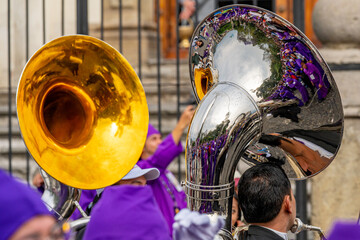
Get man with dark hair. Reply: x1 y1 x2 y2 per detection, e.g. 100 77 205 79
237 162 296 240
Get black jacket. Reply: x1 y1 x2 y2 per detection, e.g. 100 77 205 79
238 225 286 240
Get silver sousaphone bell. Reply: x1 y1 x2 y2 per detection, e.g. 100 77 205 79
185 4 343 239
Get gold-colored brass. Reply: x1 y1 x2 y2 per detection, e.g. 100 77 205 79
194 67 213 100
179 19 194 48
17 35 149 190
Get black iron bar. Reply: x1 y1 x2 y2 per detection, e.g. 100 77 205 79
156 0 162 132
271 0 276 12
293 1 307 240
194 0 199 26
25 0 30 184
293 0 305 34
176 0 181 181
7 0 12 175
43 0 45 44
101 0 104 40
119 0 123 53
138 0 142 80
77 0 88 35
61 0 65 35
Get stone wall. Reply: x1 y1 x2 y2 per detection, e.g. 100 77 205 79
311 0 360 238
310 48 360 239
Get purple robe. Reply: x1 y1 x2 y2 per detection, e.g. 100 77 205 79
295 42 314 62
327 221 360 240
137 134 187 238
83 185 171 240
70 189 97 220
285 75 309 103
279 86 304 106
0 170 51 240
304 62 328 100
275 31 292 40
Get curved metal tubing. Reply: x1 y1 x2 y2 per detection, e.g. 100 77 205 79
40 169 80 220
186 5 344 239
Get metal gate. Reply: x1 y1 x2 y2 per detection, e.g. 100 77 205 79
1 1 316 239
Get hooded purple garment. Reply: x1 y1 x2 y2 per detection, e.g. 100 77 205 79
70 189 97 220
327 221 360 240
0 169 51 240
147 123 160 138
138 131 186 238
83 185 171 240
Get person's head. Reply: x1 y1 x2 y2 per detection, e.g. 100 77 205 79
116 164 160 186
301 61 306 69
0 169 64 240
196 40 204 47
237 163 296 230
9 216 61 240
142 124 162 159
231 194 243 228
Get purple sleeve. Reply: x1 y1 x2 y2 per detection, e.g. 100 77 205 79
138 134 183 171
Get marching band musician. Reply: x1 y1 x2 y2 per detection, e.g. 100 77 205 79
232 194 245 233
137 105 195 237
75 164 162 239
237 162 297 240
31 168 98 222
82 164 172 240
73 163 224 240
0 169 67 240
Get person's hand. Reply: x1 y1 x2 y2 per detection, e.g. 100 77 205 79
179 0 196 20
178 105 196 130
172 105 195 145
32 172 44 188
173 209 225 240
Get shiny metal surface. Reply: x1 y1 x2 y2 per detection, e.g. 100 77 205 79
186 4 344 239
291 218 327 239
69 216 91 231
17 35 149 189
40 169 80 220
232 224 249 240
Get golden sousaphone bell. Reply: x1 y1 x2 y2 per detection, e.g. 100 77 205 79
17 35 149 190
